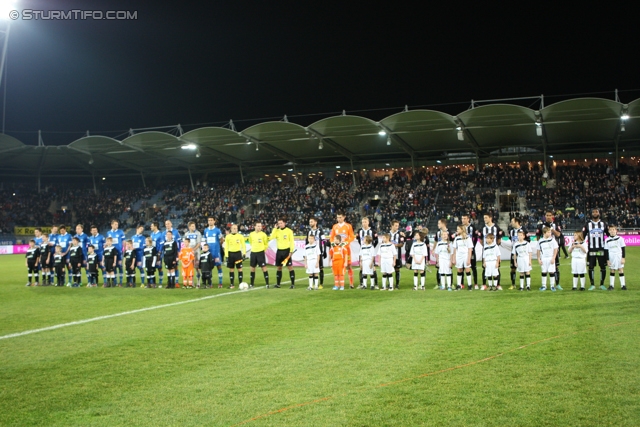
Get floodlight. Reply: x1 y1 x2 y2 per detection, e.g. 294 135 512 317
386 136 391 145
255 143 259 151
181 144 197 150
378 130 386 136
318 141 323 150
457 130 464 141
88 157 94 165
336 165 340 169
0 1 17 21
621 114 629 121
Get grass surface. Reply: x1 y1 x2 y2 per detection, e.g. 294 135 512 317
1 252 639 426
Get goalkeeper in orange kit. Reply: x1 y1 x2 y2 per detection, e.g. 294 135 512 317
330 235 348 290
179 237 195 288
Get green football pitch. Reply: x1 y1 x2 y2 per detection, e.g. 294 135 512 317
1 251 639 426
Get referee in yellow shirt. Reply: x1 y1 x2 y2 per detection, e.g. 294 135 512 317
224 224 246 289
249 222 269 288
269 217 295 288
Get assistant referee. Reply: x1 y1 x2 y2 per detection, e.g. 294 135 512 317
249 222 269 288
269 218 295 288
224 224 246 289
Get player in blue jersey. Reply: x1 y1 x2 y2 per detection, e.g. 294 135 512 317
57 225 73 286
48 225 60 285
89 225 106 285
132 224 146 286
74 224 90 283
150 221 165 285
164 220 182 286
203 216 224 287
184 221 203 286
107 220 126 285
33 228 44 284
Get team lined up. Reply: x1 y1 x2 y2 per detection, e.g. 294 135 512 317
23 208 627 291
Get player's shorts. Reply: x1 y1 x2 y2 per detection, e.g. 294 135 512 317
516 258 532 273
332 262 344 276
135 251 144 264
306 264 320 275
484 263 499 278
39 255 49 268
438 263 452 275
455 257 470 269
105 259 115 273
276 249 293 267
182 266 194 278
361 258 374 276
571 258 587 275
226 251 243 268
164 256 177 270
609 255 623 270
540 258 556 273
381 259 395 274
115 250 122 263
125 267 136 275
250 251 266 268
411 259 426 271
588 252 607 269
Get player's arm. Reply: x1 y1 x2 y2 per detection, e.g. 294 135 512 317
537 248 542 263
604 243 610 265
329 226 336 244
621 244 626 264
496 254 500 268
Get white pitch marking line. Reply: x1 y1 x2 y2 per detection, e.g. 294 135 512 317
1 270 336 341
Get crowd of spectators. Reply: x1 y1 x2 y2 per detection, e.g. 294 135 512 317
2 161 640 240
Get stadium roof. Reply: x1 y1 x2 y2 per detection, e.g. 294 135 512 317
1 97 638 179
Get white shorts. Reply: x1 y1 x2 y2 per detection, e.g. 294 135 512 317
411 257 426 271
541 258 556 273
381 260 395 274
609 255 624 270
571 258 586 275
361 259 374 276
484 263 498 278
306 265 319 275
516 258 532 273
455 257 470 269
438 263 452 275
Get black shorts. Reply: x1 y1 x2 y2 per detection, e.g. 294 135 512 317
250 251 266 268
27 262 37 271
276 249 292 267
226 251 243 268
164 256 177 270
105 259 115 273
588 253 607 269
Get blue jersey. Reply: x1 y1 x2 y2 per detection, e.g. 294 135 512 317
74 232 90 257
203 226 222 256
89 233 105 256
57 233 73 256
151 230 165 256
34 236 43 246
132 233 146 260
49 233 59 255
107 229 126 252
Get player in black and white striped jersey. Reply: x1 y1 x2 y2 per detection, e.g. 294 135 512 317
509 217 528 290
581 208 609 290
536 211 564 289
306 217 326 289
480 213 504 290
461 214 479 289
389 220 405 289
357 217 378 289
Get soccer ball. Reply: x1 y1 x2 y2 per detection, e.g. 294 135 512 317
239 282 249 290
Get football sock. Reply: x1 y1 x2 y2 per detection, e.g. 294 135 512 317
263 271 269 285
440 274 446 288
620 273 625 288
573 274 579 288
542 273 547 287
372 271 378 287
139 267 145 284
250 271 255 285
580 274 585 288
359 270 363 287
511 270 516 285
466 272 472 287
159 270 164 285
520 276 525 289
348 269 353 286
218 269 223 284
413 272 418 287
555 270 560 285
319 269 324 285
550 275 556 288
238 271 243 283
382 276 387 289
229 272 235 285
457 273 463 287
471 265 478 286
600 268 606 286
610 272 615 288
526 274 531 287
482 268 487 285
309 276 314 288
588 269 594 286
388 276 394 289
276 270 282 286
395 270 400 286
420 272 425 287
446 274 452 288
289 270 295 284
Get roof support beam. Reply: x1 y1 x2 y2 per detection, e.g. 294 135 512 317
534 111 550 173
66 145 151 174
377 123 417 159
240 133 298 164
305 128 357 161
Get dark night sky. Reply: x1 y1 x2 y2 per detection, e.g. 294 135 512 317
3 1 637 145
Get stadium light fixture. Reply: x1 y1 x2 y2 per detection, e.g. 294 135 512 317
436 160 442 164
386 136 391 145
378 130 387 136
288 168 293 172
195 149 201 158
457 130 464 141
621 114 629 121
181 143 197 150
385 163 390 166
246 139 251 144
88 157 94 165
335 165 340 169
318 141 323 150
255 142 259 151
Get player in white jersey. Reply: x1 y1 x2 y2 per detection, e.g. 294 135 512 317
409 232 428 290
537 226 559 291
512 230 532 291
483 234 501 291
304 234 321 290
359 235 376 290
604 225 626 290
434 232 453 291
568 231 588 290
378 233 397 291
452 225 473 291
